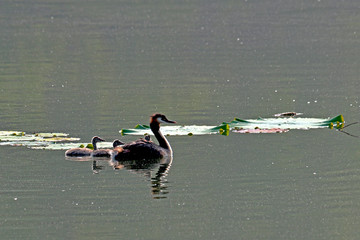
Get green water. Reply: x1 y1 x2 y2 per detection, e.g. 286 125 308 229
1 0 359 239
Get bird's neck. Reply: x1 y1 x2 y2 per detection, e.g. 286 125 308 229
150 123 172 151
92 140 98 150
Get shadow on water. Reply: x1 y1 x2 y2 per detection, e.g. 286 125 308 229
66 155 173 199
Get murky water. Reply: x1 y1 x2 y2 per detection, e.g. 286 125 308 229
1 0 359 239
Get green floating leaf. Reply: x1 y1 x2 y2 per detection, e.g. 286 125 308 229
135 124 150 129
86 144 94 150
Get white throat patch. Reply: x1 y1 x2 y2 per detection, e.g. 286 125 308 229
157 117 166 123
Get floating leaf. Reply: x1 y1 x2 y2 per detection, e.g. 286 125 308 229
0 130 83 150
30 143 84 150
0 131 25 136
121 125 219 136
0 135 40 141
0 141 48 147
218 115 345 132
233 128 289 134
120 115 345 136
35 133 69 138
29 141 116 150
135 124 150 129
38 137 81 142
86 144 94 150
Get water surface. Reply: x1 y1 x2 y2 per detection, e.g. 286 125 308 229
1 0 359 239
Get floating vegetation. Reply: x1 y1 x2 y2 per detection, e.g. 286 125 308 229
0 130 120 151
233 128 290 134
120 115 345 136
0 131 80 143
0 131 81 150
0 131 25 136
30 141 115 150
0 114 347 151
220 114 344 133
121 125 219 136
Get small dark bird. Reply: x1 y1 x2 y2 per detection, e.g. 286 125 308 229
65 136 105 157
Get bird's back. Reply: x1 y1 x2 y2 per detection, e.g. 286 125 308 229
65 148 92 157
114 139 166 160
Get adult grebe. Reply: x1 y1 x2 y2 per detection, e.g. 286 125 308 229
92 139 124 158
65 136 105 157
114 113 176 160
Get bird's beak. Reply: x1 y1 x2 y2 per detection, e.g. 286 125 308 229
165 119 176 124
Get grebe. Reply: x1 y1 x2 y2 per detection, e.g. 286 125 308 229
65 136 105 157
114 113 176 160
92 139 124 158
113 139 125 146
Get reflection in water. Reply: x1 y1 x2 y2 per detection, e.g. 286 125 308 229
66 155 173 199
150 164 171 199
110 156 173 199
92 160 104 174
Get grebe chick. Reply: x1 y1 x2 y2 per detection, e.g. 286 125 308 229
113 139 125 146
92 139 124 158
114 113 175 160
65 136 105 157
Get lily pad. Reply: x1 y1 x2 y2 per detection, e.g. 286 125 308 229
35 133 70 138
29 141 116 151
233 128 290 134
121 125 219 136
38 137 81 142
225 114 344 131
30 143 86 150
0 131 25 136
120 115 345 136
0 130 83 150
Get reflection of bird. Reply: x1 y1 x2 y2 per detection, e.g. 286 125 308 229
65 136 104 157
114 113 176 160
92 139 124 158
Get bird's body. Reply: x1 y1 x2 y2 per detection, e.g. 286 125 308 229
65 147 93 157
92 139 123 158
114 114 175 160
65 136 104 157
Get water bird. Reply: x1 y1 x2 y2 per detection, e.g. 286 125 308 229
92 139 124 158
274 112 303 117
144 135 151 141
65 136 105 157
114 113 176 160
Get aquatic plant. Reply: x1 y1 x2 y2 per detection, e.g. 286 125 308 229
0 115 347 151
120 115 345 136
